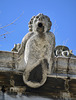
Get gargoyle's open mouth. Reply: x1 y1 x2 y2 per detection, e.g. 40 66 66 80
38 23 43 28
37 22 44 33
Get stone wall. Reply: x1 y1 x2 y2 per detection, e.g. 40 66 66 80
0 51 18 71
0 51 76 77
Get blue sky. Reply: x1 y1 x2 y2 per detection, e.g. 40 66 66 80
0 0 76 54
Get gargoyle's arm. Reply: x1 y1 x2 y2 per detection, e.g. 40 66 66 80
51 32 55 57
48 32 55 57
18 32 34 55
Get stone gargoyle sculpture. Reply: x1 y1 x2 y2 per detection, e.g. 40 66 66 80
18 13 55 88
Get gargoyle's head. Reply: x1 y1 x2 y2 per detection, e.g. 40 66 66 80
28 13 52 33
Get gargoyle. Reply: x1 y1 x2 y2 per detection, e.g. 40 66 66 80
18 13 55 88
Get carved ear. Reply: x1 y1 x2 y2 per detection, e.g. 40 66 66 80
23 59 48 88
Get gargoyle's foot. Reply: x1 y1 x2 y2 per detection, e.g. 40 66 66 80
23 59 48 88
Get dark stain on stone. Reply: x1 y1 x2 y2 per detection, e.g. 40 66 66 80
44 59 49 69
28 63 42 83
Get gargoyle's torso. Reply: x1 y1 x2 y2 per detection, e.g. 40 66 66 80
24 32 54 65
19 13 55 88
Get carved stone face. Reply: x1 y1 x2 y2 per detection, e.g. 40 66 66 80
28 13 52 33
33 15 46 33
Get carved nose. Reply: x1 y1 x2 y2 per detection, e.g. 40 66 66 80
38 23 43 28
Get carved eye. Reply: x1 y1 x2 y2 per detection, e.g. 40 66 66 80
34 19 37 22
36 16 39 18
39 17 42 21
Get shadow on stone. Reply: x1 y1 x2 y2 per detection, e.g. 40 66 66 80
28 64 42 83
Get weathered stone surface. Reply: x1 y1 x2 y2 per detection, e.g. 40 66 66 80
0 51 18 69
53 57 76 75
54 45 76 57
12 43 21 52
0 51 76 76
